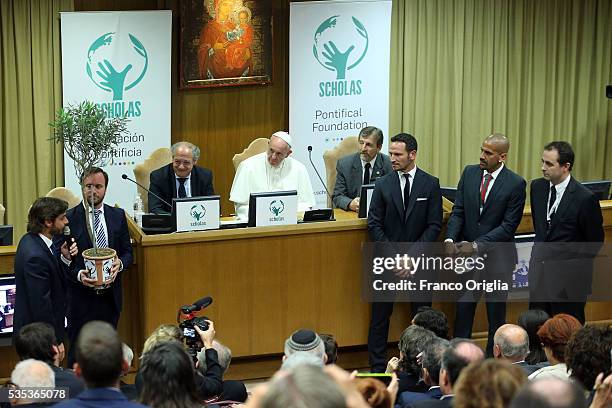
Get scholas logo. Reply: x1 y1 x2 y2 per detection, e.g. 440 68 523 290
269 200 285 217
86 32 148 118
313 15 367 97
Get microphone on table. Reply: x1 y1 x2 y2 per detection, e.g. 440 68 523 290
121 174 172 210
307 145 336 221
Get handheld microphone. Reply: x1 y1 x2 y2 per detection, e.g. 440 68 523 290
62 226 76 252
182 296 213 313
307 145 336 220
121 174 172 209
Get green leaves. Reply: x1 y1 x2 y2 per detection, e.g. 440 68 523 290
49 101 129 183
353 17 368 39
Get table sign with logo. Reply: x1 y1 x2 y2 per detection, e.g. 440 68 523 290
289 0 392 208
173 196 220 232
248 191 298 227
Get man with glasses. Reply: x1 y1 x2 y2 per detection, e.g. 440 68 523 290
149 141 215 214
229 131 315 220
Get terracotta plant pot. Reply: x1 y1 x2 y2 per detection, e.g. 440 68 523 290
82 247 116 287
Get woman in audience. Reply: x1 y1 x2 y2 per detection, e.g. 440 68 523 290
529 313 582 381
454 359 527 408
139 341 202 408
141 324 182 357
566 324 612 391
517 309 550 365
354 377 392 408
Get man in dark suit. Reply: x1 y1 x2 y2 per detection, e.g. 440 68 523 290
332 126 392 212
54 167 133 365
148 141 214 213
529 141 604 323
367 133 443 372
492 324 540 375
53 321 146 408
446 134 526 356
14 322 85 397
14 197 77 363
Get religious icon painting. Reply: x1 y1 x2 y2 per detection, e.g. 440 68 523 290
179 0 273 89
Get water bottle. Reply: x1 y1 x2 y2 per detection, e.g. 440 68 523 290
133 194 144 227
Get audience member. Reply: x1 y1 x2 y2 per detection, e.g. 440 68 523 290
197 339 232 374
140 324 182 356
354 377 392 408
281 351 325 370
395 326 436 393
509 378 587 408
9 359 54 407
53 321 146 408
283 329 327 364
566 324 612 390
13 322 85 397
120 343 138 401
590 372 612 408
453 359 527 408
320 333 339 365
529 314 581 381
517 309 550 365
412 307 449 340
493 324 540 374
397 337 449 406
139 341 202 408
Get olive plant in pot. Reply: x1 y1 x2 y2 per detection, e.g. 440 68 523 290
50 101 129 287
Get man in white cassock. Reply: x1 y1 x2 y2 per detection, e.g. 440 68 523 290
230 131 316 220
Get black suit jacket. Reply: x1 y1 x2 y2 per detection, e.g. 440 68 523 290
14 233 66 342
54 203 133 316
529 177 604 300
52 366 85 397
446 164 526 272
411 396 453 408
368 168 442 243
332 152 393 210
148 163 214 213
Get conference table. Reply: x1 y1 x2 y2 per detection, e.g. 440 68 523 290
1 202 611 380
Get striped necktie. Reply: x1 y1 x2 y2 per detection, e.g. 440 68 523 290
94 209 108 248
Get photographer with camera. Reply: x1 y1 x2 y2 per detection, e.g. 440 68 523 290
192 320 224 400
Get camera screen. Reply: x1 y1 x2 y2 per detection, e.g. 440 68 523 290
183 327 196 339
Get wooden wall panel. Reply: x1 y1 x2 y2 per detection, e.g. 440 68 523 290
74 0 291 215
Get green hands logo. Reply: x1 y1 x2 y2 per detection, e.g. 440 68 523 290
313 15 369 80
86 32 148 100
190 205 207 221
269 200 285 217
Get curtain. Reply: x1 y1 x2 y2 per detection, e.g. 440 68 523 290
0 0 73 238
390 0 612 189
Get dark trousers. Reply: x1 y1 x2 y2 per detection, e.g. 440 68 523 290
367 301 431 372
67 289 119 366
529 301 586 325
453 300 506 357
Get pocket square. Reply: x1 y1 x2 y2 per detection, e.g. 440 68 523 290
416 197 428 201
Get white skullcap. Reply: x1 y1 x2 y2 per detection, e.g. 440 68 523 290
271 131 292 148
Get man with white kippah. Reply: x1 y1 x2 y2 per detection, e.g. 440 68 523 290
230 131 316 220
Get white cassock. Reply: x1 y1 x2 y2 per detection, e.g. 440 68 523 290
230 152 316 220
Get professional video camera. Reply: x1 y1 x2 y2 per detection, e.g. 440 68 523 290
177 296 213 362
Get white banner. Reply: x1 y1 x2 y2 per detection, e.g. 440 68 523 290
60 11 172 211
289 0 391 208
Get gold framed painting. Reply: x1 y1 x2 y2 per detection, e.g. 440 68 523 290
179 0 273 89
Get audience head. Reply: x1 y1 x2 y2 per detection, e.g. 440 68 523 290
537 314 582 365
518 309 550 365
319 333 338 365
139 341 201 408
453 359 527 408
27 196 68 235
142 324 182 356
267 131 293 167
509 378 587 408
281 351 325 370
254 364 346 408
397 325 436 377
493 324 530 363
439 339 485 395
412 306 449 339
354 377 392 408
74 321 125 388
284 329 326 364
358 126 384 162
566 324 612 390
122 343 134 376
198 339 232 374
421 337 450 386
389 133 418 173
171 141 200 178
14 322 58 365
10 359 55 405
